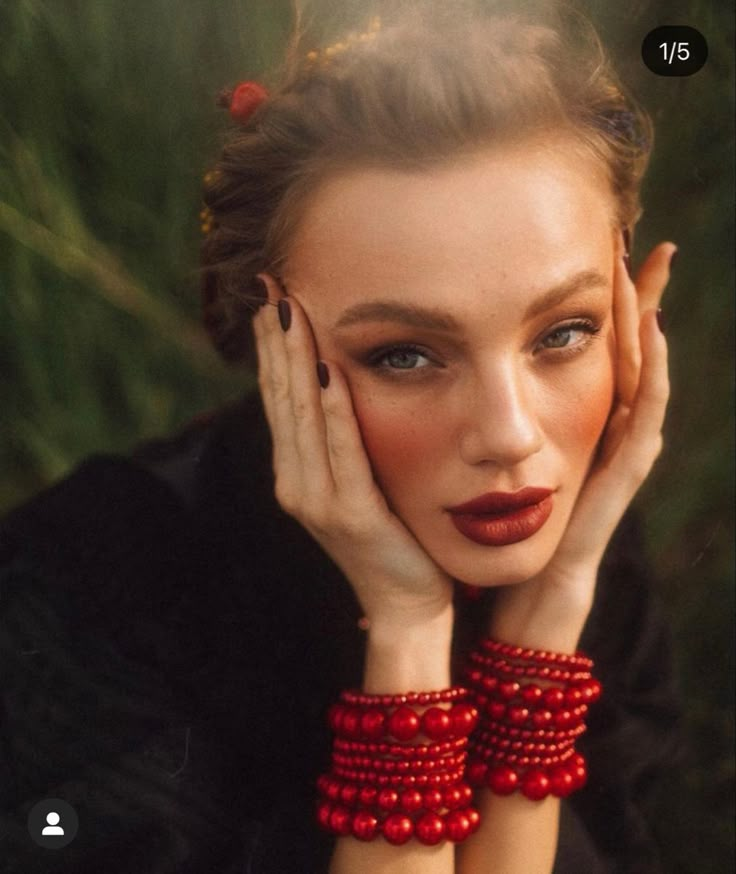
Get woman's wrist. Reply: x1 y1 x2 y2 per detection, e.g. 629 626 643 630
363 604 454 693
488 568 598 654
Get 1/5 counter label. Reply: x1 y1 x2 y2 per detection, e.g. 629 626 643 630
642 26 708 76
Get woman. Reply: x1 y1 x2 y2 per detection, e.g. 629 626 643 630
1 2 681 872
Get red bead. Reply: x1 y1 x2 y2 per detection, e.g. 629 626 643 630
388 706 421 741
570 758 588 789
466 806 481 832
415 812 446 845
521 769 551 801
341 707 363 739
325 779 342 802
351 810 379 841
422 707 452 740
532 709 553 728
549 765 575 798
451 703 479 736
328 703 345 732
383 814 414 845
564 687 584 707
542 687 566 711
487 765 519 795
400 788 424 813
582 678 602 703
317 800 332 829
358 785 378 807
481 675 499 693
377 788 400 811
445 809 472 842
467 668 483 686
229 81 269 124
553 709 574 729
443 785 465 810
360 709 387 739
488 700 507 720
498 681 521 699
329 805 353 836
467 760 488 786
520 684 543 704
508 706 530 725
423 788 445 811
340 783 359 806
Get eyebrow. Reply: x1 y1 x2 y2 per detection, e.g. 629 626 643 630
333 269 609 331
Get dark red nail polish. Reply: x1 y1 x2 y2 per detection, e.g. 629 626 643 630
317 360 330 389
277 299 291 332
656 308 665 333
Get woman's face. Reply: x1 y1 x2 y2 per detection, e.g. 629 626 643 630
283 136 618 586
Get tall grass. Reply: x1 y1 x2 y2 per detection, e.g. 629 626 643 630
1 1 733 870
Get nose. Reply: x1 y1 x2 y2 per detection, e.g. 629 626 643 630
457 360 544 467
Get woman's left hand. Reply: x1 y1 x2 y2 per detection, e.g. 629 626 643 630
491 240 676 650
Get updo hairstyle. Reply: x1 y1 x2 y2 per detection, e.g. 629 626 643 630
200 0 652 365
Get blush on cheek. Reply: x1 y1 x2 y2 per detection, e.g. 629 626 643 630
568 368 615 454
352 397 443 497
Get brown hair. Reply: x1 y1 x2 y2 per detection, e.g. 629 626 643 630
200 1 652 365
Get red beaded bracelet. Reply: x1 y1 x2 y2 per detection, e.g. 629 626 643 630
479 639 593 669
329 701 479 743
333 736 468 758
319 684 480 843
464 639 600 802
317 800 481 844
340 687 469 707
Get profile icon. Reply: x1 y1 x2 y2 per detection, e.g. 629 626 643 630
27 798 78 848
41 811 65 835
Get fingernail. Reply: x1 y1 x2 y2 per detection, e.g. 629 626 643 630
656 308 665 333
316 360 330 389
623 252 632 278
622 227 631 254
277 299 291 332
669 249 678 271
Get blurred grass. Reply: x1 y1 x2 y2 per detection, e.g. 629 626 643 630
0 1 733 871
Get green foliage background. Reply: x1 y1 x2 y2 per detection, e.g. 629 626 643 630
1 1 733 870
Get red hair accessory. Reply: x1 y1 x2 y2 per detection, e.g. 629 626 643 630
217 80 269 124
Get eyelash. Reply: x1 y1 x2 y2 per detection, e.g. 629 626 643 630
365 319 602 376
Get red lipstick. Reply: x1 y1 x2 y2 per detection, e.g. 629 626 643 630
447 487 553 547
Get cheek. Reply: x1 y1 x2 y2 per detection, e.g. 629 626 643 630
552 351 615 460
350 389 446 497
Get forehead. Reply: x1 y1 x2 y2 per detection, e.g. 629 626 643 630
284 136 615 309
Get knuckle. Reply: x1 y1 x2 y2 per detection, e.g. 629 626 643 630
291 396 312 423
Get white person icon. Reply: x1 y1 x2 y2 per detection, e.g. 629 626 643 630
41 811 64 835
27 797 78 848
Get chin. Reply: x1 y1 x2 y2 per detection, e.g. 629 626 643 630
430 540 559 589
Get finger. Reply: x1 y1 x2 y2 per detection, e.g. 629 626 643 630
617 307 669 480
612 246 641 408
318 360 383 502
551 309 668 573
278 292 334 495
633 241 677 315
254 275 301 487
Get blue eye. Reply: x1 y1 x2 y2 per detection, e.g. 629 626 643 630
540 320 599 351
369 344 432 371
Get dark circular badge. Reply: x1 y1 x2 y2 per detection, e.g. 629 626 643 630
27 798 79 849
642 26 708 76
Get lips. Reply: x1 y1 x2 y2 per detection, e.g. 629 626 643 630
447 487 554 547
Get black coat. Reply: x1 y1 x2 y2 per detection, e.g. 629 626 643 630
0 392 683 873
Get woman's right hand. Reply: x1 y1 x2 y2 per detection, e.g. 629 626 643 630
252 274 454 631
